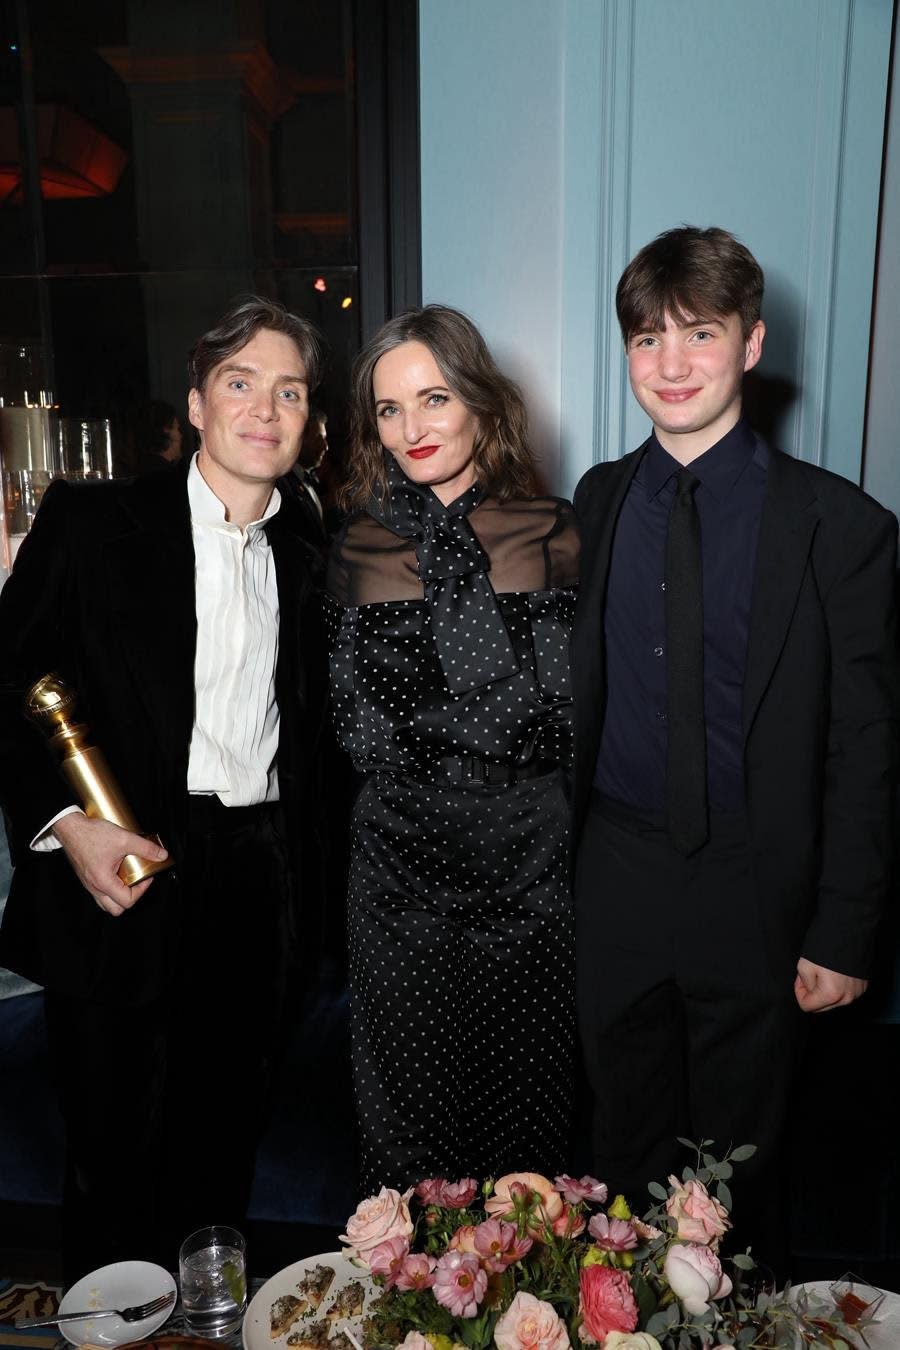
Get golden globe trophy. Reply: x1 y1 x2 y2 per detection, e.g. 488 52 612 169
25 671 173 886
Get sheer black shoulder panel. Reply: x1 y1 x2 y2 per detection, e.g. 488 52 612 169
326 495 579 606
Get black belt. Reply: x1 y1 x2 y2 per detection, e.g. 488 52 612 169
430 755 551 785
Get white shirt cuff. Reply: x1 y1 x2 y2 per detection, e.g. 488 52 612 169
30 805 85 852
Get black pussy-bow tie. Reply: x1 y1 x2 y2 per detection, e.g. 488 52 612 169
365 457 520 695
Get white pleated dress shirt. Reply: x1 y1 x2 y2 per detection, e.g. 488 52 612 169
32 454 281 849
187 453 281 803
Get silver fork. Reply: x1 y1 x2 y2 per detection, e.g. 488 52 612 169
17 1289 176 1329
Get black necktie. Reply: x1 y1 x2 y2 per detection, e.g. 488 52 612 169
665 469 708 854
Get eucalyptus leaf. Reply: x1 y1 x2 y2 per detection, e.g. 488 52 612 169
697 1168 712 1184
630 1270 656 1325
676 1136 697 1150
644 1311 670 1337
682 1166 695 1180
717 1161 732 1180
716 1180 732 1210
702 1152 717 1168
648 1180 668 1200
731 1253 755 1270
729 1144 757 1162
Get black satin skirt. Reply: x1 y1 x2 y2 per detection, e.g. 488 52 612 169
347 765 575 1193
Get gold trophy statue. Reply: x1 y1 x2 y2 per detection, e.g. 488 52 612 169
25 671 173 886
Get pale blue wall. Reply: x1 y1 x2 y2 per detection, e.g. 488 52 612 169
420 0 894 499
864 11 900 519
419 1 565 485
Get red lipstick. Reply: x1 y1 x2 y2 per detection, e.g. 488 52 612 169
407 445 440 460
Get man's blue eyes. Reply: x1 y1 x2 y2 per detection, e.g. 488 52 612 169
228 380 300 398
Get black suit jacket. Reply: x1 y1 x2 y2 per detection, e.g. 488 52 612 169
0 462 329 1004
571 434 900 980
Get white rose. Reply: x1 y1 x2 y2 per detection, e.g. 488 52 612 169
604 1334 663 1350
664 1241 733 1316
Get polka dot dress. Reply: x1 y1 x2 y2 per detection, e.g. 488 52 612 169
326 495 579 1193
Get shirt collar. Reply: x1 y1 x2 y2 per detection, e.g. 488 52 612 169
641 417 757 502
187 451 281 533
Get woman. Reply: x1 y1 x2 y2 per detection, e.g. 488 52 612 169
326 306 578 1191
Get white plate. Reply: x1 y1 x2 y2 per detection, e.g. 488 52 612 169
243 1251 374 1350
58 1260 176 1348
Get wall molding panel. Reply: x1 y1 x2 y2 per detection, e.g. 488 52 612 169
421 0 894 498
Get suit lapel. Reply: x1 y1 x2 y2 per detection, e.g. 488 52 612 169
572 446 646 838
743 445 820 737
572 446 646 703
103 465 197 765
266 491 327 747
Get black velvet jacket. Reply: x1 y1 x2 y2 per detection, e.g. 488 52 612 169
0 462 329 1004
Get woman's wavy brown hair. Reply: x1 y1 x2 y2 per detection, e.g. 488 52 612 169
340 305 536 509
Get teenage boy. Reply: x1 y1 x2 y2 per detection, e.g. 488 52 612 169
571 226 898 1258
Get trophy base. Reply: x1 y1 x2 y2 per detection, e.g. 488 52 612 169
118 834 174 887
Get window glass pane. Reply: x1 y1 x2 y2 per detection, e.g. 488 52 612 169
1 0 359 521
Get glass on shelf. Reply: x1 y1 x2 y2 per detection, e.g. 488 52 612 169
59 417 114 479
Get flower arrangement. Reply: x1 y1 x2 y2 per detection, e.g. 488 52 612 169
339 1141 858 1349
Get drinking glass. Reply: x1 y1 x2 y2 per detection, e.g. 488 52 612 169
829 1271 885 1329
179 1224 247 1337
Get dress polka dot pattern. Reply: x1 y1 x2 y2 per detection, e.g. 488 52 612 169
326 494 579 1192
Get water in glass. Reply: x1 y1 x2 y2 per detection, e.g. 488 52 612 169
180 1235 246 1337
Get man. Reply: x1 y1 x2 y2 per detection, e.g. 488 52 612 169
0 296 329 1278
571 227 898 1260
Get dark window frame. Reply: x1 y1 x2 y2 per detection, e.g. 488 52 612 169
353 0 422 340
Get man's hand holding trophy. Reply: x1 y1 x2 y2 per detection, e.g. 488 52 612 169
25 672 172 916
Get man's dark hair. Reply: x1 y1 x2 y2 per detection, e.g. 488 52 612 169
188 295 326 394
616 226 764 342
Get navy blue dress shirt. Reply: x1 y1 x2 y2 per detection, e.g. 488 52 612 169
594 418 768 812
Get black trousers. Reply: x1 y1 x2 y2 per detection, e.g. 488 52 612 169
43 798 290 1283
575 792 802 1275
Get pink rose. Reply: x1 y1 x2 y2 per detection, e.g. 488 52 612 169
588 1213 638 1251
494 1291 571 1350
485 1172 564 1238
554 1175 609 1206
665 1177 731 1248
551 1205 587 1238
473 1218 532 1271
394 1251 436 1291
631 1217 663 1244
448 1223 480 1254
368 1235 410 1289
396 1335 434 1350
578 1266 639 1344
340 1186 414 1265
414 1177 478 1208
432 1250 487 1318
440 1178 478 1208
664 1242 733 1315
415 1178 447 1206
